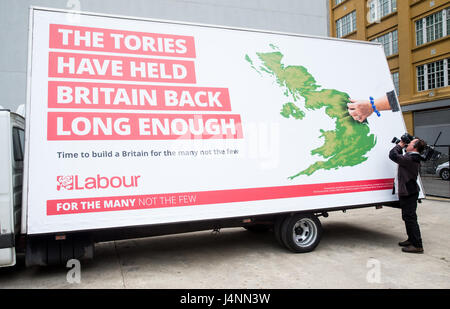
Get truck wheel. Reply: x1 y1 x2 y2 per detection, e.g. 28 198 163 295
25 237 47 267
26 235 94 267
440 168 449 181
280 214 322 253
274 215 289 247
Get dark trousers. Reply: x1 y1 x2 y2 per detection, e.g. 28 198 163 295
399 193 423 248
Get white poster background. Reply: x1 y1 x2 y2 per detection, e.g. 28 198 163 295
25 8 416 234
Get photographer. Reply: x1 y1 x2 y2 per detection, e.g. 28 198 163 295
389 136 427 254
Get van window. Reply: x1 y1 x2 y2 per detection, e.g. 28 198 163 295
12 127 24 161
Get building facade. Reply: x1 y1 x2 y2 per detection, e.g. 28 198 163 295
0 0 329 113
329 0 450 154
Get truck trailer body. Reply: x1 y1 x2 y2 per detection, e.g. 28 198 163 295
0 7 423 267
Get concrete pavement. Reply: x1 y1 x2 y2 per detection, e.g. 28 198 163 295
0 198 449 289
421 175 450 198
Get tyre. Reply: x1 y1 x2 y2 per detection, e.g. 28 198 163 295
440 168 449 181
25 237 47 267
274 215 289 247
25 235 94 266
280 213 322 253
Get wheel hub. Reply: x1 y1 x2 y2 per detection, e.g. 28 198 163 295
292 218 317 246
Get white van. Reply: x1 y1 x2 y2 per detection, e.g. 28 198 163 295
0 110 24 267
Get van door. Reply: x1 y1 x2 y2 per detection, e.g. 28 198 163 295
0 111 15 267
11 125 24 234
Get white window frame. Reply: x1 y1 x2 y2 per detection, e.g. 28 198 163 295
391 29 398 55
428 61 437 89
381 0 390 17
368 0 397 23
392 72 399 95
417 58 450 92
415 8 448 46
448 57 450 88
417 65 425 92
371 29 398 57
415 19 424 46
426 11 443 42
368 0 378 22
443 60 448 87
447 8 450 37
435 60 445 88
336 11 356 38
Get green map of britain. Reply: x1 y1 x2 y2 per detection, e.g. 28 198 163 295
245 45 377 179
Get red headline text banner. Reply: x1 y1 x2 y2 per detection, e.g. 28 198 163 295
47 112 243 140
48 81 231 111
49 24 196 58
48 52 196 83
47 178 395 215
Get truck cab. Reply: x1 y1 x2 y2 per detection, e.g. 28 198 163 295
0 109 25 267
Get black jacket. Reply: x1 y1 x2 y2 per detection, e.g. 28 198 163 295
389 144 421 196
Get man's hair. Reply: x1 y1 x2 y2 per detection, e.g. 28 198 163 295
414 139 427 154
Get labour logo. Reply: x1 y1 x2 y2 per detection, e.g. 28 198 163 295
57 175 74 191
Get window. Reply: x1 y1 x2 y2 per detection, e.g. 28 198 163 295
12 128 24 162
426 61 445 89
417 58 450 92
336 11 356 38
380 34 390 55
434 60 445 88
426 11 443 42
415 8 449 46
447 8 450 37
427 62 437 89
448 58 450 88
335 0 345 5
368 0 397 23
381 0 390 17
392 72 399 95
417 66 425 91
392 29 398 54
371 30 398 56
415 19 424 45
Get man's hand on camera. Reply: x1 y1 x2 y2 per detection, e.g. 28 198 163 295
398 141 406 148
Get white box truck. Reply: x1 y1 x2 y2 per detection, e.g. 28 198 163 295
0 7 421 267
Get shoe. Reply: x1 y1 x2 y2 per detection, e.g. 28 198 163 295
402 245 424 254
398 240 411 247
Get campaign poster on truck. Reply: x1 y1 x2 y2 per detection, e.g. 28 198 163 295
25 8 412 234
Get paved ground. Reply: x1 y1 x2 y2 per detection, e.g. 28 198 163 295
0 198 449 289
421 175 450 198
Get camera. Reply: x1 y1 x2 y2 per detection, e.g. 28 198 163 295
391 133 414 145
391 133 440 161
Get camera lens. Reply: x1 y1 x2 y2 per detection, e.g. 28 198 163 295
391 137 400 144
